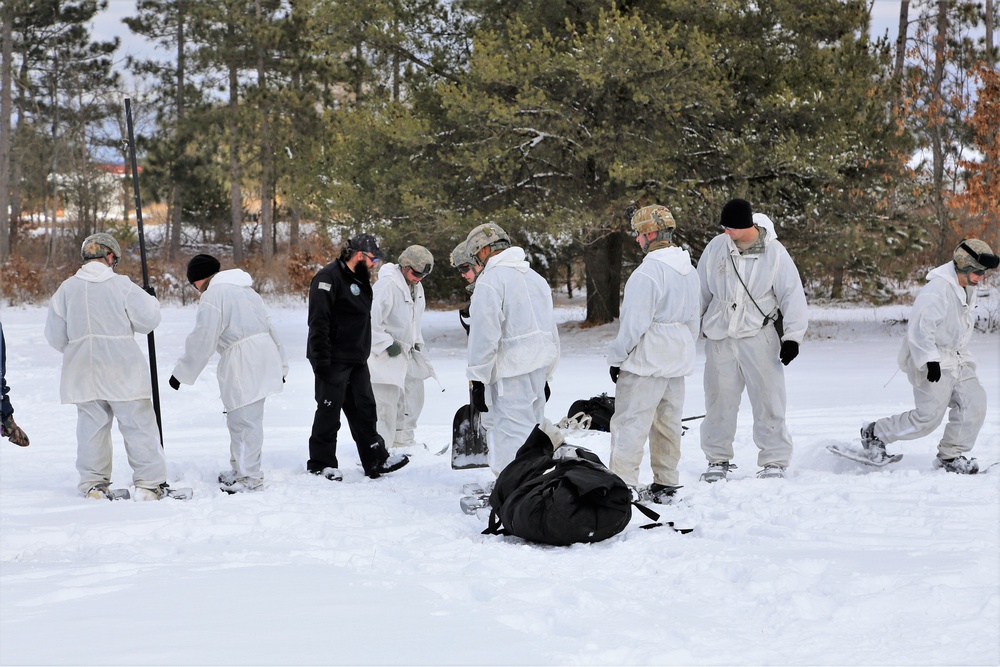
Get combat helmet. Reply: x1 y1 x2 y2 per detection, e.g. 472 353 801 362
465 223 511 265
953 239 999 273
630 205 676 235
398 245 434 277
81 233 122 266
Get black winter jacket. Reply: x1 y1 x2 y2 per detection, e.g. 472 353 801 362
306 259 374 366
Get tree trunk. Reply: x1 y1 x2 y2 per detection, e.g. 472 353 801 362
893 0 910 85
583 229 623 325
228 60 244 265
256 0 273 261
0 5 12 260
169 2 187 260
932 0 949 262
831 265 845 299
987 0 995 68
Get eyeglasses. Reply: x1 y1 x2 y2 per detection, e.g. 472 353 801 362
408 267 428 279
970 269 987 277
363 252 379 264
457 264 473 274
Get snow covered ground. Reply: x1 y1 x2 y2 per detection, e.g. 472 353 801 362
1 293 998 666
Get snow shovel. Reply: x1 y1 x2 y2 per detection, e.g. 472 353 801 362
451 383 489 469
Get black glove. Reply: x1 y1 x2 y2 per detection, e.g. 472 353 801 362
143 285 156 297
610 366 620 383
544 382 551 402
386 341 402 357
926 361 941 382
471 381 488 413
779 340 799 366
168 375 181 390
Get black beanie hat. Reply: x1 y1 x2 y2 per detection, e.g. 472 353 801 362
720 198 754 229
187 254 221 284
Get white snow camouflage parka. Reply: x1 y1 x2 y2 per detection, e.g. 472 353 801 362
607 246 702 377
171 269 288 411
45 261 161 404
368 262 428 388
898 262 979 373
698 228 808 343
466 247 559 385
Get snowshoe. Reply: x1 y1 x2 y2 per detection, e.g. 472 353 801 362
85 483 130 501
133 483 192 501
827 442 902 467
700 461 737 483
634 483 682 505
462 481 495 497
756 465 786 479
933 455 979 475
220 476 264 494
460 493 491 515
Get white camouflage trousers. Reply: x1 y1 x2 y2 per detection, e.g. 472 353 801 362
483 368 548 476
700 327 794 468
75 399 166 494
372 382 402 448
225 398 266 482
609 372 685 487
395 371 425 446
874 361 986 458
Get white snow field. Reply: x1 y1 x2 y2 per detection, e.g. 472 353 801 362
1 292 997 666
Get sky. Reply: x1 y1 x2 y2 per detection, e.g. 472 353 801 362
1 286 998 665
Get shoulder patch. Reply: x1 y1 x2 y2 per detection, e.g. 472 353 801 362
318 282 332 292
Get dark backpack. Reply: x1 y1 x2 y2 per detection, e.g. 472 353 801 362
483 425 654 546
566 393 616 432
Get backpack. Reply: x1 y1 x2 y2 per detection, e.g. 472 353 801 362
482 424 657 546
566 393 616 432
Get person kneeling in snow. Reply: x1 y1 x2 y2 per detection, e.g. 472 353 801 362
860 239 996 474
169 254 289 493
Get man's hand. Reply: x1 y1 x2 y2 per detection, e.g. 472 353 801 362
386 341 402 357
471 381 488 413
168 375 181 390
779 340 799 366
926 361 941 382
609 366 620 383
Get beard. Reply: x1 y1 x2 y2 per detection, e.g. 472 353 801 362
353 260 371 284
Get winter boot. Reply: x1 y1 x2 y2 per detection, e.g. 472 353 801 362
756 464 786 479
635 483 682 504
700 461 737 483
309 466 343 481
933 455 979 475
367 453 409 479
860 422 892 461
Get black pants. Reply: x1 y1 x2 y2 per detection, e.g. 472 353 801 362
308 362 387 475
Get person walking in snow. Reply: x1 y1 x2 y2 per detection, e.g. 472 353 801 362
44 233 171 500
306 234 410 481
369 245 437 449
859 239 996 474
168 254 289 493
1 321 30 447
697 199 808 481
607 205 701 503
465 222 559 476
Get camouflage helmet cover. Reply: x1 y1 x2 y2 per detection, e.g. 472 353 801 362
450 240 473 269
81 232 122 264
630 205 676 235
398 245 434 277
465 223 511 262
953 238 998 272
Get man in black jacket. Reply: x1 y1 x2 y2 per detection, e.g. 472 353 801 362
306 234 409 480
